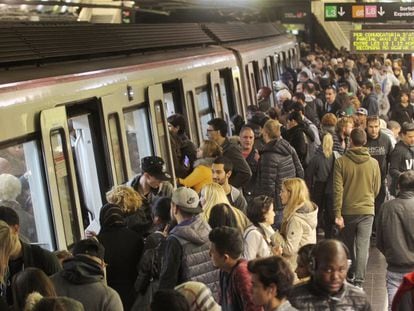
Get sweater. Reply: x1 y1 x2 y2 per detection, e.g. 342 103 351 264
178 158 214 193
333 147 381 218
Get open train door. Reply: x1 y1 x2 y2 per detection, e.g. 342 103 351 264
148 84 176 182
210 70 231 133
40 106 84 249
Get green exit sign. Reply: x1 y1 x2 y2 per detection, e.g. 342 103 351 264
325 5 337 18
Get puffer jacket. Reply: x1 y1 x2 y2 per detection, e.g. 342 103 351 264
284 123 315 166
159 216 219 298
277 203 318 271
255 138 304 209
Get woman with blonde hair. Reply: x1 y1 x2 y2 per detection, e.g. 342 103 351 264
200 183 250 232
106 185 149 235
274 178 317 274
177 140 222 193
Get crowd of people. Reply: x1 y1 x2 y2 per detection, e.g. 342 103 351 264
2 48 414 311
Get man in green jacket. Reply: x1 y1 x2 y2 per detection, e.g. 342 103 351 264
333 128 380 288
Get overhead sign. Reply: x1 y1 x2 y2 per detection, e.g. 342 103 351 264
325 3 414 22
279 4 310 23
350 30 414 53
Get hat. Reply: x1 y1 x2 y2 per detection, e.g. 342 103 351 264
141 156 171 181
99 203 125 229
171 187 201 214
355 108 368 115
72 238 105 260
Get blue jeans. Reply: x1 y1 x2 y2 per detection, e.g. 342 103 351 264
386 270 406 310
341 215 374 285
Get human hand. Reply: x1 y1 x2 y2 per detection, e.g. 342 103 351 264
335 216 345 230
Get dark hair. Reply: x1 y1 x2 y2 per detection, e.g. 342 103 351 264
361 81 374 91
312 239 350 270
350 128 367 146
267 107 279 120
288 111 303 124
151 290 189 311
247 256 294 299
293 92 305 102
209 226 243 259
12 268 57 311
152 196 171 224
208 203 238 229
290 102 305 114
247 195 274 226
297 244 315 266
401 122 414 134
213 156 233 173
167 114 187 135
208 118 228 137
231 115 245 136
325 86 337 94
338 81 350 91
398 170 414 191
0 206 19 226
246 105 259 113
303 82 316 94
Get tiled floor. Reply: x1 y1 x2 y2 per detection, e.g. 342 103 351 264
363 241 388 311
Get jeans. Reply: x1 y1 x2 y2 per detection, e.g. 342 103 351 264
341 214 374 285
386 270 406 311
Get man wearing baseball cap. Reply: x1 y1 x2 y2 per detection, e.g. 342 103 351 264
126 156 174 235
159 187 219 298
354 108 368 130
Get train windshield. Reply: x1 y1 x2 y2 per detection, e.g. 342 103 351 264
0 141 55 250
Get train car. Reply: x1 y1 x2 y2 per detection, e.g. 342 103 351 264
0 22 298 250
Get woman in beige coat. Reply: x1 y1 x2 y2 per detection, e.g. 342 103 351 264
275 178 318 276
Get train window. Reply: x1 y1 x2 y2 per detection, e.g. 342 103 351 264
186 91 200 146
196 87 213 140
164 92 176 117
0 141 55 249
123 107 153 175
214 84 223 119
245 65 253 105
219 69 236 118
234 77 243 115
253 61 261 89
108 113 126 184
50 130 81 246
154 101 172 174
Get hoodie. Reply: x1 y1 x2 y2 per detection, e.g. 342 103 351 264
333 147 381 217
389 141 414 195
51 256 123 311
159 216 219 297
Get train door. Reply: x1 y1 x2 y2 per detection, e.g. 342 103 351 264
148 84 176 180
40 106 84 249
163 80 183 117
182 77 202 146
196 85 215 140
246 62 257 106
210 70 231 134
230 67 245 117
264 56 275 107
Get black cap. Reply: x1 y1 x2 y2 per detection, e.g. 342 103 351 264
141 156 171 181
72 238 105 260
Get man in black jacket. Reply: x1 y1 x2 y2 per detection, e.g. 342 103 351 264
0 206 61 306
377 170 414 310
207 118 252 188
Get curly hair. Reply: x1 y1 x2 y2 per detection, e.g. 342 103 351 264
0 174 21 201
106 185 142 214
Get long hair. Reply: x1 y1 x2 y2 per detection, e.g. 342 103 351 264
0 220 14 285
322 133 334 158
12 268 57 311
200 183 230 219
281 178 312 234
106 185 142 214
208 203 238 229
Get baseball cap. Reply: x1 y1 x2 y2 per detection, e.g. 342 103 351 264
141 156 171 181
171 187 201 214
72 238 105 260
355 108 368 115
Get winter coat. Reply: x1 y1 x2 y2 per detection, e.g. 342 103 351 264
255 138 304 209
277 203 318 271
242 148 259 200
389 141 414 195
284 123 315 167
333 147 381 218
159 216 219 298
243 224 273 260
97 225 144 310
362 92 379 116
51 256 123 311
177 158 213 193
377 191 414 273
222 138 252 188
227 186 248 214
391 103 414 126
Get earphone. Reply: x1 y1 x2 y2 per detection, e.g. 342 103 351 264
308 240 351 273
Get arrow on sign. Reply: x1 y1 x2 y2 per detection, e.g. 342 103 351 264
338 6 346 16
378 6 385 16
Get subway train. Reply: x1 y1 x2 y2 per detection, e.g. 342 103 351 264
0 22 299 250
